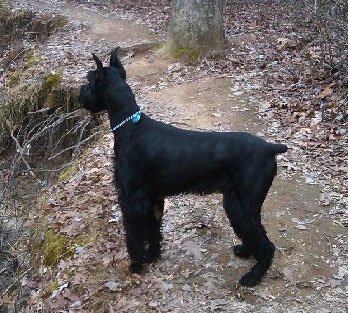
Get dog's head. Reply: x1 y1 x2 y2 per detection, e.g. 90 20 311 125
79 48 127 113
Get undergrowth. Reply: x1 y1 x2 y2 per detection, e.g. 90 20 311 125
0 3 72 152
0 2 100 169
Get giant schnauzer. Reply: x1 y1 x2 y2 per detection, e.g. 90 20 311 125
79 49 288 287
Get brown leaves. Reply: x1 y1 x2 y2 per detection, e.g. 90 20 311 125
317 85 333 99
4 1 345 312
276 37 299 51
0 295 17 306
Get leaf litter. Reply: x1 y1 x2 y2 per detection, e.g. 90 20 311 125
1 0 347 312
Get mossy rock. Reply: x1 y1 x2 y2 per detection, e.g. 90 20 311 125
40 71 65 109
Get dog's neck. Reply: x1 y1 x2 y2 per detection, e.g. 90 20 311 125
107 106 141 132
103 80 142 133
110 110 142 132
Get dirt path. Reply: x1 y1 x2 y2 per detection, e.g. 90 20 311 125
5 0 347 312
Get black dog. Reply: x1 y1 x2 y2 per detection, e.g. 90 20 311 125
79 50 288 287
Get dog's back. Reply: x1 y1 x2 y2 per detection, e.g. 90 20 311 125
116 115 286 198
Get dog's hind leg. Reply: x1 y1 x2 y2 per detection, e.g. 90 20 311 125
232 159 277 286
222 192 252 259
145 198 164 263
237 215 275 287
223 191 275 287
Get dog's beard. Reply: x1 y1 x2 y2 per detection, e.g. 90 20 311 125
79 84 106 113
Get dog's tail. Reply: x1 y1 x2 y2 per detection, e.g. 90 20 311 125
268 143 288 155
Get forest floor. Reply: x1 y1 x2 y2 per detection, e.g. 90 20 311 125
0 0 347 312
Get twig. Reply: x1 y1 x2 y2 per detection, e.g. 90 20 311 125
1 111 68 200
323 232 333 254
10 130 36 179
7 48 31 68
1 109 96 202
27 107 51 115
48 130 102 160
23 162 74 173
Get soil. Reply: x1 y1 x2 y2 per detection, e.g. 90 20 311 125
1 0 347 312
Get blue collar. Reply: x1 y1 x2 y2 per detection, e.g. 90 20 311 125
111 111 142 132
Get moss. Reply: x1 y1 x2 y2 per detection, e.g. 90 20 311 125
42 71 63 94
63 269 76 280
40 71 64 109
43 280 59 298
8 71 20 87
25 53 39 69
43 230 75 267
76 233 95 246
59 164 79 182
171 47 200 63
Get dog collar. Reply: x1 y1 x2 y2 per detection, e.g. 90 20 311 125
111 111 142 132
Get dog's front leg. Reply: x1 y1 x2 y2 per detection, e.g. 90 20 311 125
121 198 163 273
145 198 164 263
121 199 149 273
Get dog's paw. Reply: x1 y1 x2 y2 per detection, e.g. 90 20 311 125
233 244 252 259
145 254 160 264
145 247 161 264
239 272 261 287
130 261 143 274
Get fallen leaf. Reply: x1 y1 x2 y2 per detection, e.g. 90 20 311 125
182 240 203 259
277 37 289 51
317 86 333 99
295 224 308 230
0 295 16 305
105 281 120 292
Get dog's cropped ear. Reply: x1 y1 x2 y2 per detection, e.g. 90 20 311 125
92 53 103 70
110 47 121 67
92 53 107 83
110 47 126 80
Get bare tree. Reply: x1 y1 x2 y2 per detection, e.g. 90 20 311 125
167 0 226 56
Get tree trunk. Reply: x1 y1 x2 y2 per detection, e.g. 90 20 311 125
167 0 226 57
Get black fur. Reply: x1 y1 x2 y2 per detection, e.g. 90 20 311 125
79 50 288 287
